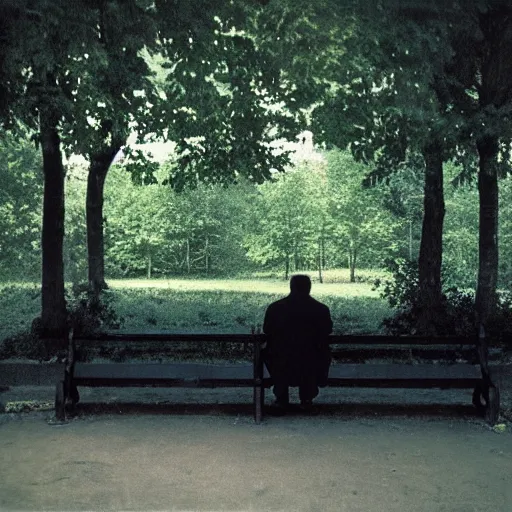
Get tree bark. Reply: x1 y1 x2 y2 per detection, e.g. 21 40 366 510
39 103 67 338
186 239 191 273
205 235 209 274
349 245 356 283
318 238 323 284
321 234 326 269
417 143 445 334
409 219 413 260
293 243 299 271
475 135 499 325
147 252 152 279
86 147 120 296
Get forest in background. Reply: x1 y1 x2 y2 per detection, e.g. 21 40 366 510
2 132 512 292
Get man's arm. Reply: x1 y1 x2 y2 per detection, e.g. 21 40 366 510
263 303 275 334
322 305 333 335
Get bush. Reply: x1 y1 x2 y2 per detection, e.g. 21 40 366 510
373 259 419 310
66 283 123 337
0 331 47 360
374 258 512 341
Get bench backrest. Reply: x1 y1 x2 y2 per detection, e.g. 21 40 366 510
73 333 479 345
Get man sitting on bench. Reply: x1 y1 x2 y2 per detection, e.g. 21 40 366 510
263 275 333 411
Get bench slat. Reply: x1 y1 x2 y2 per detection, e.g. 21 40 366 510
329 336 481 346
75 333 489 346
328 363 481 379
73 362 481 388
77 334 265 344
74 362 263 380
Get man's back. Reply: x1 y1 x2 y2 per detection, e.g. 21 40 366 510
263 277 333 395
263 294 332 351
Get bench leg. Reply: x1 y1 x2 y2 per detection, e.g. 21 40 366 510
472 384 485 414
55 380 66 422
473 384 500 426
254 381 263 424
485 386 500 426
63 372 79 412
69 383 80 405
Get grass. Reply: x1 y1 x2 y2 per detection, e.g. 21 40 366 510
0 283 41 342
0 269 393 347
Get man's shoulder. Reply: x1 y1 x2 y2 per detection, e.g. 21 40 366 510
309 296 330 311
266 297 288 311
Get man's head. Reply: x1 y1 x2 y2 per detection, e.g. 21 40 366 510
290 274 311 296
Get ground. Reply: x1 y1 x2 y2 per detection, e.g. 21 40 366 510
1 386 511 511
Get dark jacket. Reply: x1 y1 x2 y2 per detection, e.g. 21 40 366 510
263 293 333 386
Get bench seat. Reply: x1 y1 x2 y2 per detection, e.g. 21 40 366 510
74 362 271 387
326 363 482 388
74 362 481 384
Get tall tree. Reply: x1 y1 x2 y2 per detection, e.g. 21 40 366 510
61 1 158 296
326 150 397 283
430 1 512 324
1 2 107 336
311 4 456 331
77 0 328 294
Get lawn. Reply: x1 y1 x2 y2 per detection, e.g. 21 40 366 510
0 270 393 344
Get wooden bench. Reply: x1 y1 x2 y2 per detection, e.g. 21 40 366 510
55 329 501 425
55 331 267 422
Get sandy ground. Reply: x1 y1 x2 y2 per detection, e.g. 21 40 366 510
1 386 512 512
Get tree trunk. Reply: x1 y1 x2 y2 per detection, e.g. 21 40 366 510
186 239 191 274
39 103 67 338
205 235 209 274
349 246 356 283
409 219 413 261
417 144 445 334
147 252 152 279
86 147 120 296
285 254 290 280
293 243 299 271
318 239 323 284
321 235 326 269
475 136 499 325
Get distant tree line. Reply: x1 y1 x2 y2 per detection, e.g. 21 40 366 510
4 134 512 295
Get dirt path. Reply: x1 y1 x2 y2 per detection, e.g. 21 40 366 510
1 386 511 511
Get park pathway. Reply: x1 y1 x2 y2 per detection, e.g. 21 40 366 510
0 391 511 512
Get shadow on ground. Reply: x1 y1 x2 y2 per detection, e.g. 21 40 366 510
67 401 483 422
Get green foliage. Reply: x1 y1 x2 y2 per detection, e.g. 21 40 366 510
498 176 512 287
3 0 512 338
379 154 424 261
158 0 330 190
244 149 398 279
0 331 46 361
66 283 122 337
442 181 479 288
103 166 252 277
325 150 399 274
375 258 512 340
63 162 88 283
0 133 43 280
0 283 41 344
244 165 318 273
373 258 419 310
